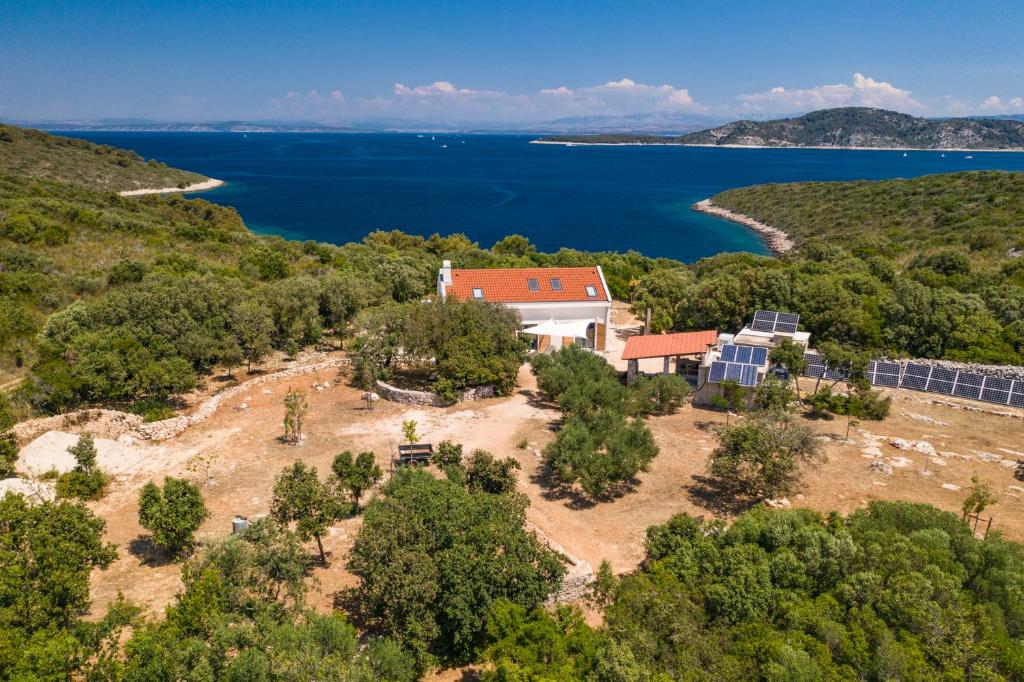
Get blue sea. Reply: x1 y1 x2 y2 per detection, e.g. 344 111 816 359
64 132 1024 262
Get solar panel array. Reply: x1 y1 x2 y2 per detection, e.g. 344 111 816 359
800 355 1024 408
720 344 769 366
867 360 901 388
898 363 1024 407
708 361 760 387
751 310 800 334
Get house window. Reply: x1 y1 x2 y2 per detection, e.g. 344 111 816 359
527 278 539 291
550 278 562 291
585 285 597 297
472 288 484 299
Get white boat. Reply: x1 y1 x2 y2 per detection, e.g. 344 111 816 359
941 153 945 158
902 152 908 157
431 135 436 141
441 144 448 148
965 155 973 159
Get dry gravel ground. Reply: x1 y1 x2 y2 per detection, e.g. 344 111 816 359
74 360 1024 627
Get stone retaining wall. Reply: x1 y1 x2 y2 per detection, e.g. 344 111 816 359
13 357 350 444
894 358 1024 382
373 380 495 407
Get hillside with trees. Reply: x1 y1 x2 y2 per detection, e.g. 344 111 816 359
538 107 1024 150
0 124 206 192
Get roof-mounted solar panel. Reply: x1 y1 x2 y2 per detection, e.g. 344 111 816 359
751 310 800 334
720 345 737 363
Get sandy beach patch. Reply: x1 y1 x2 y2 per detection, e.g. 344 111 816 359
118 178 224 196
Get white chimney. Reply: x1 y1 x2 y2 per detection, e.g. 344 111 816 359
438 260 452 299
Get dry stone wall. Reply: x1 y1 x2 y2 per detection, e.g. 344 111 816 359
12 357 350 444
373 380 495 407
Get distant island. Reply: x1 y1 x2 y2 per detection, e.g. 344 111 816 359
535 107 1024 151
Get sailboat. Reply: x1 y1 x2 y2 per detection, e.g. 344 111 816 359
902 152 908 157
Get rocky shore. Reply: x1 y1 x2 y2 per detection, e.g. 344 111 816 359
692 199 795 254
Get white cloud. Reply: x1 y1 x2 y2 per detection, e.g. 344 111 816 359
352 77 706 122
737 73 923 114
267 89 346 121
978 95 1024 112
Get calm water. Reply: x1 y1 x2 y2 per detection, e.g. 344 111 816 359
65 132 1024 262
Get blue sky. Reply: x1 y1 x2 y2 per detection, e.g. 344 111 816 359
2 0 1023 123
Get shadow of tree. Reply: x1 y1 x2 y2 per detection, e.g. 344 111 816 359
685 475 759 516
128 535 176 567
529 466 639 510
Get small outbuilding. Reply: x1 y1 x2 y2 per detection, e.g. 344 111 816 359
621 330 719 384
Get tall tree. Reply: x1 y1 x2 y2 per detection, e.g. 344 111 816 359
271 461 340 563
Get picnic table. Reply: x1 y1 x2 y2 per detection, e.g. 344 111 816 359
394 443 434 469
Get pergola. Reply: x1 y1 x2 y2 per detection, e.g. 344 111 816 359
621 330 718 383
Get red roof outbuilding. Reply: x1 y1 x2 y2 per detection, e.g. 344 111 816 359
446 267 610 303
621 330 718 360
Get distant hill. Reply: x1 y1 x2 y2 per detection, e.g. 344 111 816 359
0 124 206 192
537 107 1024 150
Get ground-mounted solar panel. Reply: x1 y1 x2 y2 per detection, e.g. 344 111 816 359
823 366 848 381
952 372 984 400
925 366 957 395
751 347 769 366
1009 381 1024 408
980 376 1012 404
740 364 759 387
900 363 931 391
708 361 727 383
750 310 777 333
720 345 737 362
868 361 901 388
803 353 826 378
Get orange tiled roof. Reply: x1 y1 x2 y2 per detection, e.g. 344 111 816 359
621 330 718 360
447 267 610 303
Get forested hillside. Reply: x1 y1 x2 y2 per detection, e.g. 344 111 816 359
0 124 205 191
711 171 1024 267
630 171 1024 365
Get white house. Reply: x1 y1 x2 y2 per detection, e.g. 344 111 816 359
437 260 612 351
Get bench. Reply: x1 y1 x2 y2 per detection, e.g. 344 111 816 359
394 443 434 469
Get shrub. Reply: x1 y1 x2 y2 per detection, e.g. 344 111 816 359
709 411 824 499
543 410 658 498
55 433 108 500
138 476 209 556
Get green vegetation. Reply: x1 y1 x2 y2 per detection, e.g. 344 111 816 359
0 123 206 192
481 502 1024 680
531 347 672 499
88 517 416 681
347 468 565 667
709 410 824 499
271 461 341 563
0 494 121 678
632 172 1024 365
330 450 382 512
351 298 528 397
541 107 1024 150
55 432 109 500
138 476 209 556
